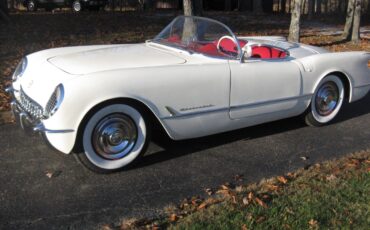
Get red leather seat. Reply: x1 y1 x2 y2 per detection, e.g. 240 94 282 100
252 46 287 59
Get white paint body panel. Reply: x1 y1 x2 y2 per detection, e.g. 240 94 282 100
12 36 370 154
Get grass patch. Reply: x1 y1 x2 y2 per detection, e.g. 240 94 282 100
106 150 370 229
167 152 370 230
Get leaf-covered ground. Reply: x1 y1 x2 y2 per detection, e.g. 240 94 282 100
102 150 370 230
0 11 369 111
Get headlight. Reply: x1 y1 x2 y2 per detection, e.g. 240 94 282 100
44 84 64 118
12 58 28 81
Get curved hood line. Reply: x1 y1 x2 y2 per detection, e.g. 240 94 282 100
47 44 186 75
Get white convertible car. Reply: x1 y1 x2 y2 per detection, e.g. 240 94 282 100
6 16 370 172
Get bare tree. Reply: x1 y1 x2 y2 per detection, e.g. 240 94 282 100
281 0 287 13
351 0 362 42
343 0 356 40
308 0 314 18
183 0 202 16
289 0 302 42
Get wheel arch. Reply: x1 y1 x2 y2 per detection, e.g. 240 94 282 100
72 97 171 153
313 70 353 103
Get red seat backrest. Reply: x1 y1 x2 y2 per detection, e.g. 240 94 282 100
252 46 287 59
252 46 271 58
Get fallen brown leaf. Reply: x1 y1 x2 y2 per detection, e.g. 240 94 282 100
100 224 112 230
169 214 178 222
197 202 207 210
242 197 249 205
277 176 288 184
308 219 318 228
247 192 254 201
221 184 230 190
256 216 266 223
205 188 213 196
255 197 268 208
241 224 248 230
266 184 280 191
326 174 337 181
300 156 309 161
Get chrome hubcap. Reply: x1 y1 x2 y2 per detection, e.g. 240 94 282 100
73 2 81 11
92 114 137 160
315 81 339 116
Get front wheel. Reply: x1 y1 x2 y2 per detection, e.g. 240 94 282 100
76 104 150 173
305 75 345 127
72 0 82 12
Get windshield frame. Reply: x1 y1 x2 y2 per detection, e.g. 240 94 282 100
151 16 242 60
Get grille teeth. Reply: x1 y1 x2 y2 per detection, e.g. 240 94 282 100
19 87 44 120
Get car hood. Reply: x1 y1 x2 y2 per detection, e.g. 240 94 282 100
47 44 186 75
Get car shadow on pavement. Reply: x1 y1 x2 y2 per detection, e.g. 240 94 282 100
136 93 370 169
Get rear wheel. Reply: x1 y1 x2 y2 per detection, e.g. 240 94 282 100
72 0 82 12
305 75 345 127
76 104 150 173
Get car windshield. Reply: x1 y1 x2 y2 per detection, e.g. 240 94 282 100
152 16 241 59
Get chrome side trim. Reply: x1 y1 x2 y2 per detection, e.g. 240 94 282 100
33 123 74 134
162 94 312 120
165 106 177 117
162 107 229 120
230 94 312 110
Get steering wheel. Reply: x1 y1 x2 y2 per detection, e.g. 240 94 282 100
216 35 238 55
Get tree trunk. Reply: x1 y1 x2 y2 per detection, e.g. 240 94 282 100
343 0 355 40
183 0 194 15
351 0 362 42
316 0 322 14
253 0 263 14
288 0 302 42
308 0 314 18
183 0 202 16
281 0 287 13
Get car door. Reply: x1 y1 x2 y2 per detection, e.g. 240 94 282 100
228 58 303 120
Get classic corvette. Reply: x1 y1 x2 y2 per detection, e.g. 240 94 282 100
6 16 370 172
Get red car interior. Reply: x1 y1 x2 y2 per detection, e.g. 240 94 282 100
251 46 287 58
164 35 287 59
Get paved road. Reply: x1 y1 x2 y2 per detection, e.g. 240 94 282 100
1 94 370 229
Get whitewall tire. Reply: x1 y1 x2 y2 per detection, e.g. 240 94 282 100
305 75 345 127
77 104 150 173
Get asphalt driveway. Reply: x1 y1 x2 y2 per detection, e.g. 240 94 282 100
1 94 370 229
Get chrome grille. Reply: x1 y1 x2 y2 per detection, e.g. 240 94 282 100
19 87 44 120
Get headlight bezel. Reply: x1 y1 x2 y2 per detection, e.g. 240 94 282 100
44 84 64 118
12 58 28 81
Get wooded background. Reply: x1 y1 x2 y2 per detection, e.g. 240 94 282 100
2 0 370 14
